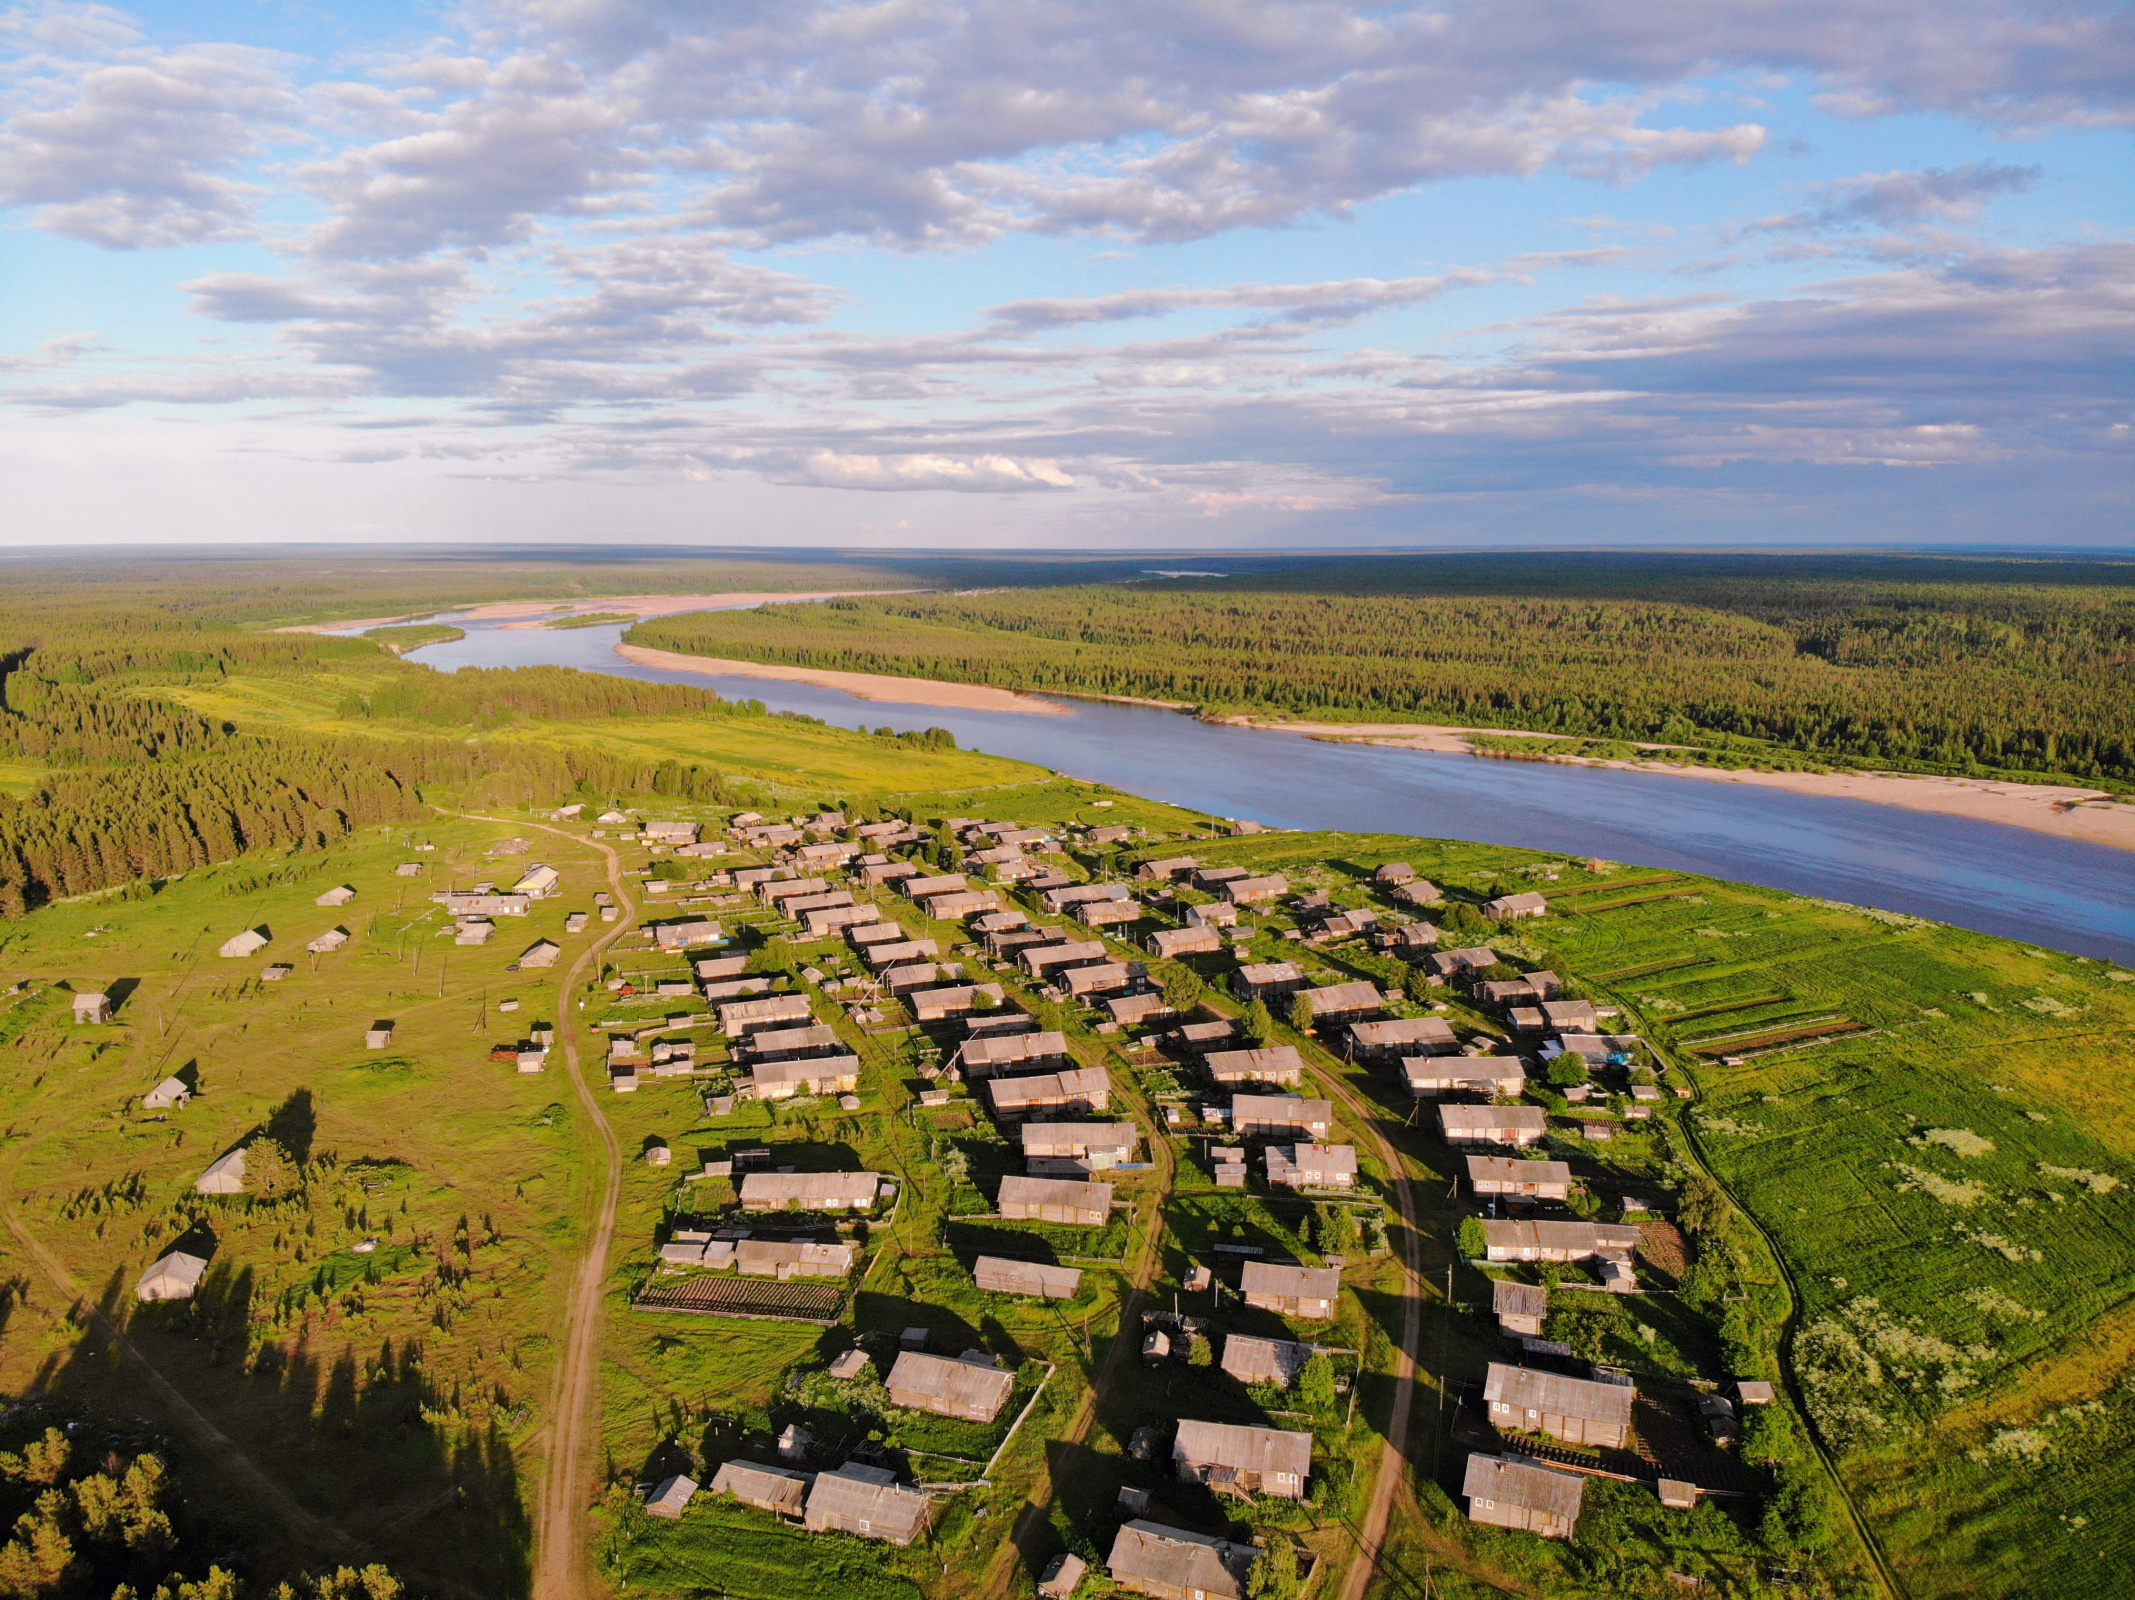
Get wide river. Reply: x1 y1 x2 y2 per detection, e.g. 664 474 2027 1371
399 615 2135 964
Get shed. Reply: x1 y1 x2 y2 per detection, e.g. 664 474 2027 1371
365 1026 393 1049
315 885 357 908
1239 1261 1339 1319
1349 1017 1457 1057
1491 1279 1550 1337
997 1174 1113 1227
1106 1521 1257 1600
518 939 561 969
218 929 269 959
1219 1335 1312 1388
1174 1419 1313 1499
135 1251 209 1302
1204 1046 1304 1087
1462 1455 1583 1538
644 1475 698 1520
307 929 349 954
1038 1552 1087 1600
1484 1362 1634 1449
71 992 113 1025
974 1256 1082 1300
886 1351 1014 1422
710 1459 810 1517
142 1076 190 1111
194 1148 246 1195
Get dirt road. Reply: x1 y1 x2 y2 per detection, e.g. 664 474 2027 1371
453 816 637 1600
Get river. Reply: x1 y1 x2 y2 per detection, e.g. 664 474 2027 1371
392 614 2135 964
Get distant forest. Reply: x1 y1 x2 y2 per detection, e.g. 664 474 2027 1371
0 621 759 915
629 553 2135 786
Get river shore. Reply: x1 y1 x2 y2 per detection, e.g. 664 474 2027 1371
277 589 916 633
614 644 1074 716
1239 719 2135 851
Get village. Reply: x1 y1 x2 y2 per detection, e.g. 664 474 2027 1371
138 793 1782 1594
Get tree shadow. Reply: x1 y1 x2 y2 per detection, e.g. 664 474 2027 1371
266 1089 316 1164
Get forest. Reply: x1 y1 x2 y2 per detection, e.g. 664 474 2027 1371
626 554 2135 785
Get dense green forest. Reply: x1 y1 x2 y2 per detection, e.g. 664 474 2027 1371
0 625 773 915
628 555 2135 784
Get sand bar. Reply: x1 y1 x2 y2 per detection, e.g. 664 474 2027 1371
616 644 1073 716
1233 719 2135 851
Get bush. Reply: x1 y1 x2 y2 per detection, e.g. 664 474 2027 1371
1457 1217 1488 1259
1239 999 1275 1047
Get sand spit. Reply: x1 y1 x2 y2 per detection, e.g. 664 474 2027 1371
615 644 1074 717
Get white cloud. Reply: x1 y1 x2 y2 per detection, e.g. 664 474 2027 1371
784 451 1077 491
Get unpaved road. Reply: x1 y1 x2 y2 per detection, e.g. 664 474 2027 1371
451 815 636 1600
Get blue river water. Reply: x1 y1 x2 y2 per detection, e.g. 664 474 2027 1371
392 614 2135 964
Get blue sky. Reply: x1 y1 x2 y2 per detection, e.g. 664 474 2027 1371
2 0 2129 549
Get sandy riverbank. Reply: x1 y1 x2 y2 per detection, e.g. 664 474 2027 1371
277 589 916 633
1234 719 2135 850
615 644 1074 716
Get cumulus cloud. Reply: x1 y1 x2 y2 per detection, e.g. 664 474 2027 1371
0 44 298 247
783 451 1077 491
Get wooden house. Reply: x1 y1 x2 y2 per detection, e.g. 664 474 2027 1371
1466 1156 1573 1200
195 1148 246 1194
1428 946 1498 978
886 1351 1014 1422
510 865 561 898
718 994 813 1036
1020 941 1107 978
1240 1261 1339 1319
1264 1143 1357 1190
1462 1455 1583 1538
736 1240 858 1278
1373 862 1415 886
1106 1521 1256 1600
1292 981 1381 1025
738 1171 884 1212
862 939 941 970
1044 883 1128 913
749 1055 862 1100
1136 857 1198 882
1348 1017 1457 1057
1173 1420 1312 1499
760 877 830 907
974 1256 1082 1300
925 890 999 919
654 919 724 952
218 929 269 959
997 1174 1113 1226
1171 1019 1242 1055
708 1460 808 1517
1230 1095 1334 1139
1484 892 1548 922
1484 1363 1633 1449
987 1067 1111 1120
1232 961 1307 1001
1219 1335 1312 1388
1147 926 1222 959
1020 1122 1137 1168
909 984 1005 1022
1059 962 1132 999
960 1031 1069 1077
142 1076 190 1110
1491 1278 1549 1336
1478 1219 1641 1264
1105 993 1173 1029
314 884 357 907
1401 1056 1527 1099
519 939 562 968
1203 1046 1304 1086
1437 1104 1548 1147
803 1463 929 1545
1219 874 1289 905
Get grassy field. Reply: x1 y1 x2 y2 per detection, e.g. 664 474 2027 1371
2 630 2131 1599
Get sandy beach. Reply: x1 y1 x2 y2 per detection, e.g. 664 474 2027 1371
616 644 1074 716
277 589 916 634
1233 718 2135 851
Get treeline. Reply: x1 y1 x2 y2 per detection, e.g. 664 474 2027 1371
0 624 765 915
628 578 2135 783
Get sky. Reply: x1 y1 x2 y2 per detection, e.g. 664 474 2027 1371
1 0 2130 551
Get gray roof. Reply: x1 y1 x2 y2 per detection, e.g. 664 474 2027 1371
1232 1094 1332 1127
1484 1363 1635 1426
1350 1018 1457 1050
1204 1046 1304 1081
1107 1521 1256 1600
1467 1156 1573 1188
1462 1455 1584 1521
1491 1279 1550 1319
887 1350 1015 1417
1239 1261 1340 1303
1439 1104 1548 1135
708 1459 809 1514
1019 1121 1137 1154
997 1174 1114 1214
963 1031 1067 1068
738 1170 884 1208
1219 1335 1313 1386
1297 981 1380 1012
1175 1419 1313 1479
988 1068 1109 1112
1479 1220 1642 1255
804 1463 929 1540
973 1256 1083 1298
